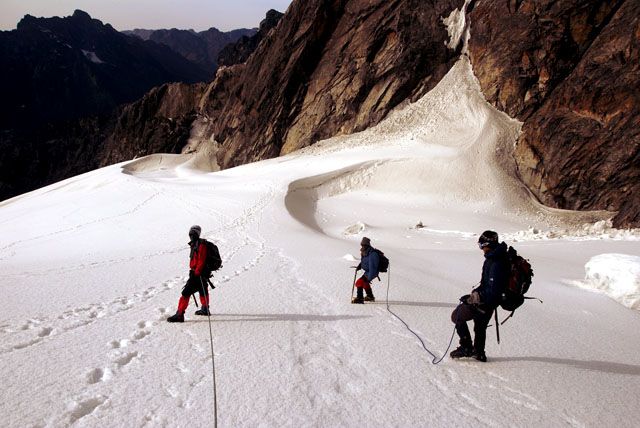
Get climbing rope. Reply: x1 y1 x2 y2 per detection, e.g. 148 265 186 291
384 264 459 365
199 277 218 428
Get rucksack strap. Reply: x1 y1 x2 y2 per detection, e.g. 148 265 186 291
494 310 500 344
500 310 515 325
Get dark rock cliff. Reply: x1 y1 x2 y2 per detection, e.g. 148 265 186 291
217 9 284 67
205 0 466 168
0 10 211 200
468 0 639 227
0 83 205 201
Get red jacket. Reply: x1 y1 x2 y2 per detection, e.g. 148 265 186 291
190 240 207 276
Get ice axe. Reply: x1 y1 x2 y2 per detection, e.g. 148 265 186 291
350 267 358 302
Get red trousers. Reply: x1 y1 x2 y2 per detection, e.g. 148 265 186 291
355 277 372 290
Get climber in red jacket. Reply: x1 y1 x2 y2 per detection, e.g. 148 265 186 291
167 225 210 323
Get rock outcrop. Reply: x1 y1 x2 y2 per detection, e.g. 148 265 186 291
217 9 284 67
468 0 639 227
99 83 208 166
205 0 466 169
0 82 206 201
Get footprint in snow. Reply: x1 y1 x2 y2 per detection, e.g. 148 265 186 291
114 351 139 368
85 368 113 385
66 396 107 424
38 327 54 337
109 339 129 349
131 330 150 341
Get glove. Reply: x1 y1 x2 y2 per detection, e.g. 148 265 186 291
467 291 481 305
356 263 362 271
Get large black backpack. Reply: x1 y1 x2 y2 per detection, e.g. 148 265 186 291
499 246 535 320
202 239 222 274
373 248 389 273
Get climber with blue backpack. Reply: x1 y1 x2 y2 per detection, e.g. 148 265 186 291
167 225 223 323
351 237 389 304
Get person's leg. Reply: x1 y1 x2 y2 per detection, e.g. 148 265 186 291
450 304 474 357
364 283 375 301
352 277 367 303
168 277 199 322
472 307 493 361
195 279 211 315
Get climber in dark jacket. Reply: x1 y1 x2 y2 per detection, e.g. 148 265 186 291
352 237 379 304
450 230 510 362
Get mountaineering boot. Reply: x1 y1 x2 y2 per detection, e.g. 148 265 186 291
449 346 473 359
472 350 487 362
167 312 185 323
352 286 364 304
195 306 211 316
364 287 375 302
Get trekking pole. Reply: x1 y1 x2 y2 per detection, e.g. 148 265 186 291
494 310 500 344
350 267 358 302
199 276 218 428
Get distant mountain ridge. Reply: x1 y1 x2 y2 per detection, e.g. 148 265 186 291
0 10 211 127
124 26 256 77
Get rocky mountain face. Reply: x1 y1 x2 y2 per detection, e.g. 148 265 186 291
199 0 638 226
0 82 205 200
467 0 639 226
204 0 466 168
98 83 208 166
217 9 284 67
0 10 210 127
0 10 213 200
126 27 256 77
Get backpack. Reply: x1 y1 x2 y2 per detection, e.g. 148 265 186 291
500 246 534 314
373 248 389 273
202 239 222 274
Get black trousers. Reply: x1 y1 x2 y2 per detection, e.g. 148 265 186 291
181 275 209 298
451 303 494 353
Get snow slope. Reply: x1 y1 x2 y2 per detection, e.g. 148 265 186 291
1 57 639 427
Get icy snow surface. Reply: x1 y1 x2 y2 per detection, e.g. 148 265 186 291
1 57 639 427
584 254 640 310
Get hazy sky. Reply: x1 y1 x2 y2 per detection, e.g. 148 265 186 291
1 0 293 32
